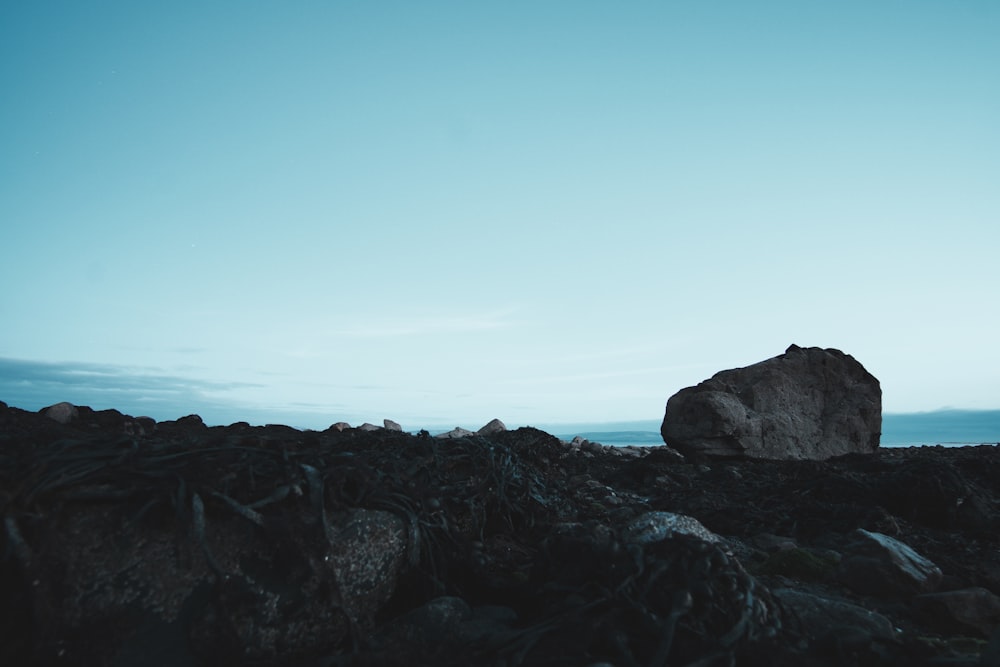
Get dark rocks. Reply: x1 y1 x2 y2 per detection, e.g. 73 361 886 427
913 587 1000 638
20 497 408 665
3 401 1000 666
42 401 79 424
623 510 724 545
772 588 896 643
661 344 882 460
837 528 942 597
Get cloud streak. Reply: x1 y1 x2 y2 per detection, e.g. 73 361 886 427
0 357 263 423
327 311 515 338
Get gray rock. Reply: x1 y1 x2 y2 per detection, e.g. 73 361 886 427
773 588 896 643
913 587 1000 638
329 421 351 431
623 510 723 545
477 418 507 435
383 419 403 431
435 427 476 439
42 401 78 424
661 345 881 460
837 528 942 597
359 422 382 431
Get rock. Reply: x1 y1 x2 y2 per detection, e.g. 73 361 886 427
661 345 881 460
477 418 507 435
568 436 605 454
329 421 351 431
42 401 78 424
435 427 475 439
837 528 942 597
751 533 798 553
23 496 408 664
623 510 723 545
123 416 156 436
773 588 896 644
375 596 472 649
383 419 403 431
913 587 1000 638
359 422 382 431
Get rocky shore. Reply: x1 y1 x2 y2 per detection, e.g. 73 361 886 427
2 400 999 666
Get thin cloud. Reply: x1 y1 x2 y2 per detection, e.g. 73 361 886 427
495 364 708 386
329 311 515 338
0 357 263 422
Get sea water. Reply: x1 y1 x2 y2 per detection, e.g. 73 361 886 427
554 410 1000 449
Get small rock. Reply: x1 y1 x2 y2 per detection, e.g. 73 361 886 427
329 421 351 431
175 414 205 428
913 587 1000 638
773 588 896 643
383 419 402 431
837 528 942 596
376 596 472 648
359 422 381 431
477 418 507 435
43 401 78 424
623 511 722 545
435 427 475 439
751 533 798 552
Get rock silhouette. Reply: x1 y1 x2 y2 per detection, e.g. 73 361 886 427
661 345 882 460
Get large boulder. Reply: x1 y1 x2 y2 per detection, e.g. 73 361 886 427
661 345 881 460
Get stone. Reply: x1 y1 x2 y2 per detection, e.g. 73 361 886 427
913 587 1000 638
359 422 382 431
42 401 78 424
477 418 507 435
435 427 475 439
383 419 403 431
329 421 351 431
837 528 942 597
773 588 896 643
661 345 881 460
24 498 408 664
623 510 723 545
375 596 473 648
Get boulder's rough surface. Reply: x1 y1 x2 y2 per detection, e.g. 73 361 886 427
913 587 1000 638
661 344 882 460
772 588 896 642
26 500 407 665
837 528 942 597
42 401 78 424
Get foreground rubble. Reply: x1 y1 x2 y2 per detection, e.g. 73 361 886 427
2 402 999 665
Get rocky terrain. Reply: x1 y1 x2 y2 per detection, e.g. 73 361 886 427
2 400 1000 666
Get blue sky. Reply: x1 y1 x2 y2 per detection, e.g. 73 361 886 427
2 1 998 429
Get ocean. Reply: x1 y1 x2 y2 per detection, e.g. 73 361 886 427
549 410 1000 449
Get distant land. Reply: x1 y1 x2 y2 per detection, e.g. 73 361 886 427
4 399 999 448
540 410 1000 448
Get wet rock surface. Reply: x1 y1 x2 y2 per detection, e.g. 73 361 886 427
2 401 1000 665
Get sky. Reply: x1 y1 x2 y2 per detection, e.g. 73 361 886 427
2 1 998 430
